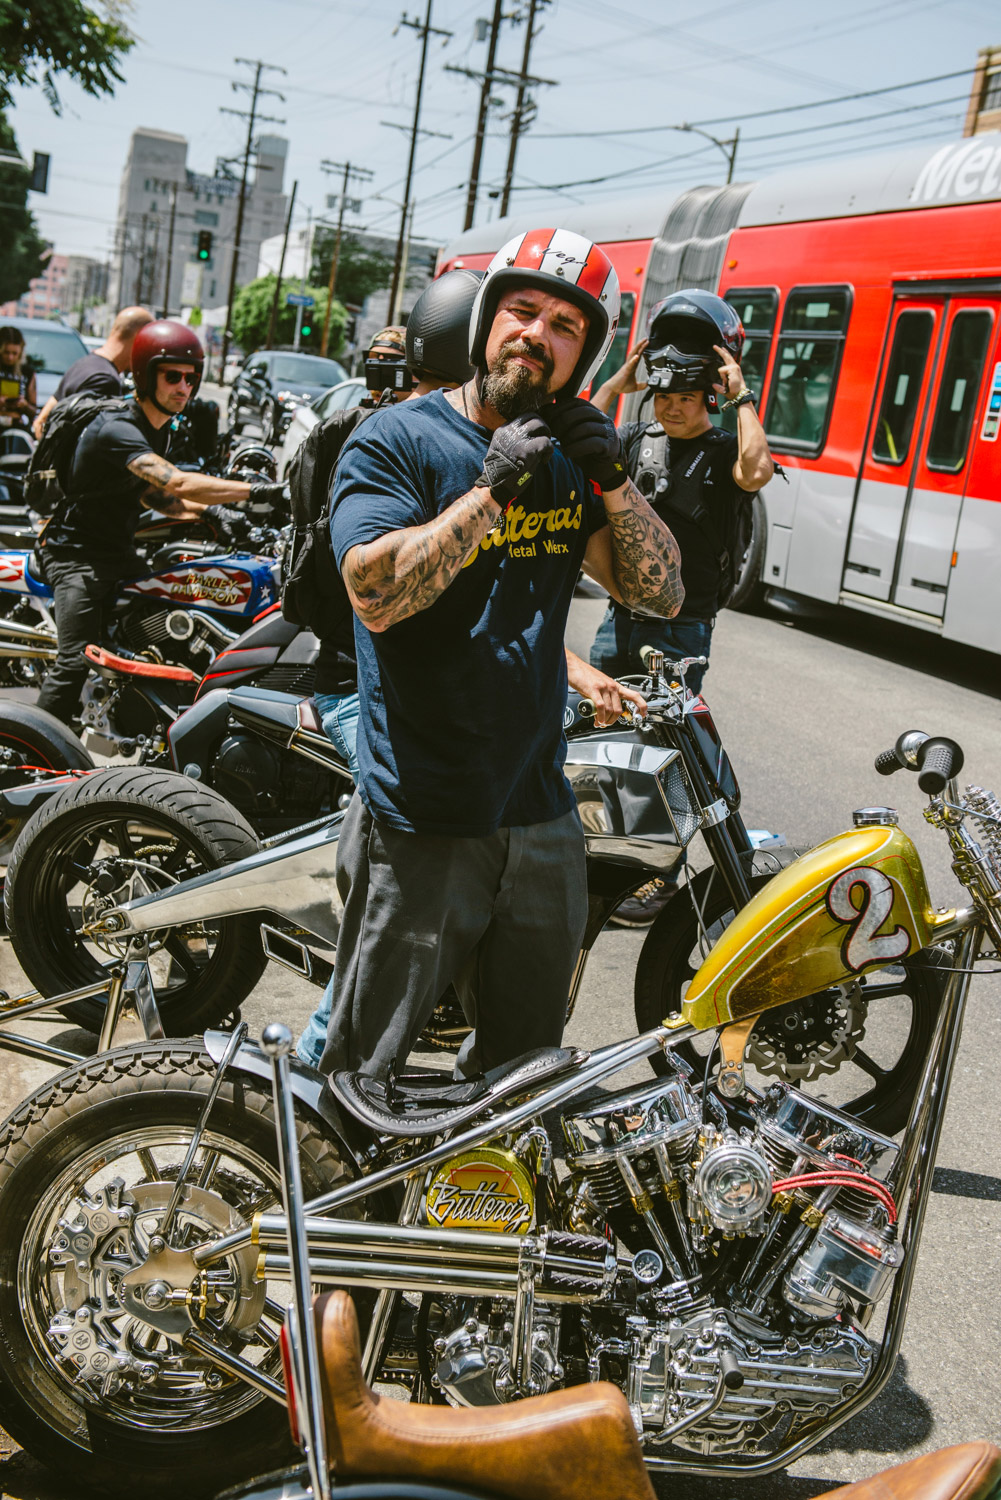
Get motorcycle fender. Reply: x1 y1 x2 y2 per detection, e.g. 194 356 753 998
203 1030 376 1177
0 551 37 595
679 824 950 1030
166 688 230 774
0 774 81 819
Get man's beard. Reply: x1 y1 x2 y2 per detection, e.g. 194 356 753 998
481 338 555 420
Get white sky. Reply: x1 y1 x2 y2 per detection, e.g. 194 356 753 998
8 0 998 266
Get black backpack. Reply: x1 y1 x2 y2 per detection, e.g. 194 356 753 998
281 405 372 637
621 422 754 610
25 393 130 515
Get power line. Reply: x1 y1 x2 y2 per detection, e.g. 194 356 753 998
531 65 975 140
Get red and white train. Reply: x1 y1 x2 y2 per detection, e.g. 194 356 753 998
439 133 1001 657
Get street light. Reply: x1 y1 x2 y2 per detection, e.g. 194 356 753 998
676 123 740 184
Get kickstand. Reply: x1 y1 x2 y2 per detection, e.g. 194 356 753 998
97 937 165 1052
263 1021 332 1500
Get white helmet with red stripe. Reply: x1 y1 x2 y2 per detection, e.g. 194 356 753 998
468 227 620 396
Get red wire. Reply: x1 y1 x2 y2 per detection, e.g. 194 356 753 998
772 1171 897 1224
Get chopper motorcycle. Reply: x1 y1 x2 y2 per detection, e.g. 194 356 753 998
0 718 990 1495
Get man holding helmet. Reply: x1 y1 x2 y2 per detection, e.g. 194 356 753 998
37 319 284 723
590 290 774 694
321 227 685 1081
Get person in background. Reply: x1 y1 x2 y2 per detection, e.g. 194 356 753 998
0 327 38 431
589 289 774 927
32 306 153 437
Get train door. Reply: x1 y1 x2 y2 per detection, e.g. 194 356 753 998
843 291 997 618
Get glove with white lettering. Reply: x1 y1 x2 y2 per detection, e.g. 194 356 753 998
547 397 626 493
476 412 554 506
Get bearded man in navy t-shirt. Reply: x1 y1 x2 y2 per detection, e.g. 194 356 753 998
321 228 686 1080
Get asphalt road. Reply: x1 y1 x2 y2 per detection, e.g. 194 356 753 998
0 591 998 1495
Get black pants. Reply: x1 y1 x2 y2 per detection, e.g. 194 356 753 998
36 555 119 724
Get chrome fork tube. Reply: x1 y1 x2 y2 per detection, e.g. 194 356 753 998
262 1023 331 1500
361 1173 423 1384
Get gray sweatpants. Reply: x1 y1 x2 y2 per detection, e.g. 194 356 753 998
318 795 588 1079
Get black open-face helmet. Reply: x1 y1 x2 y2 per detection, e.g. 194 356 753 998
644 291 744 409
406 268 484 386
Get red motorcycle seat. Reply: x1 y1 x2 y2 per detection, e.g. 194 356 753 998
84 645 200 684
297 698 324 736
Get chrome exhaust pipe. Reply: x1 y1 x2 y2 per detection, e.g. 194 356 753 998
0 617 56 645
0 640 57 660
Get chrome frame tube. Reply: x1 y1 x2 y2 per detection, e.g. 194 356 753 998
257 1252 602 1303
158 1022 249 1242
361 1174 423 1384
195 1026 691 1268
182 1329 286 1405
263 1023 331 1500
644 924 979 1476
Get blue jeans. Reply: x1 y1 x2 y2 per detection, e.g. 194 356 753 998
590 608 713 696
296 691 360 1068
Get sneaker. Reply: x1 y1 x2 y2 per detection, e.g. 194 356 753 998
608 876 678 928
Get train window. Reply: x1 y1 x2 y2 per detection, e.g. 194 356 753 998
589 292 636 396
765 284 852 453
872 311 934 465
926 310 993 473
722 289 777 422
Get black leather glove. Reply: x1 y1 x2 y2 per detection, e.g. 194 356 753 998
476 412 554 506
249 480 288 509
202 504 251 546
547 397 626 493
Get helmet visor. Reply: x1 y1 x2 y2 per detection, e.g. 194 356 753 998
645 345 717 394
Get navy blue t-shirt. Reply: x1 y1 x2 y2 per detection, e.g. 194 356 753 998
330 388 607 836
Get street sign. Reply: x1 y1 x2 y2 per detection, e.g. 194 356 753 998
286 293 315 308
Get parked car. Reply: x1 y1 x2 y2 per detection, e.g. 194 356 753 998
80 335 103 353
230 349 348 444
6 319 89 406
276 376 366 478
222 352 244 386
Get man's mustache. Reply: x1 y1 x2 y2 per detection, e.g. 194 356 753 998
497 338 555 382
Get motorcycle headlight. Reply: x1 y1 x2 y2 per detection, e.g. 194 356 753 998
695 1136 772 1230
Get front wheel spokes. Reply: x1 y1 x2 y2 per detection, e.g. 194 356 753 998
851 1047 888 1080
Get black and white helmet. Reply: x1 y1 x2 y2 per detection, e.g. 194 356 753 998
406 269 484 385
644 290 744 398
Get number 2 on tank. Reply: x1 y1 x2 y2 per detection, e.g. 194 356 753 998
826 865 911 972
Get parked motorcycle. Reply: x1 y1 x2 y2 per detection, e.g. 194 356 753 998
0 721 991 1496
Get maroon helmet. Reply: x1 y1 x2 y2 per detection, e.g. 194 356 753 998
132 320 204 406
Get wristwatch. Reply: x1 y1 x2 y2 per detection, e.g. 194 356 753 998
723 388 756 411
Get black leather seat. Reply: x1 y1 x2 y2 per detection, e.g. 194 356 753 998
329 1046 586 1138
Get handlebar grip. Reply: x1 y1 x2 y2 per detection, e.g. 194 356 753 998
917 736 964 795
577 698 596 718
875 749 902 776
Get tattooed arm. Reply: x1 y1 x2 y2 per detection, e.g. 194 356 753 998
582 478 685 618
126 451 255 509
341 486 502 634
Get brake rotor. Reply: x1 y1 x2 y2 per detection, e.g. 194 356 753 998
748 983 866 1081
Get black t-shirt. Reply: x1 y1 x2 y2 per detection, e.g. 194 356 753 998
45 400 170 577
619 420 751 620
330 388 607 835
54 353 122 401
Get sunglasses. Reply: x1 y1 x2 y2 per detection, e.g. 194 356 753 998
161 369 198 387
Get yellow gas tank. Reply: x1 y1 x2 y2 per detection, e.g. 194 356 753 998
680 823 946 1031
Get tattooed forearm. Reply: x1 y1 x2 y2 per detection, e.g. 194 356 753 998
604 478 685 618
343 487 501 632
128 451 178 492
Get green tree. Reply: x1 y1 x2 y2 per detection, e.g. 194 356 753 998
0 114 46 303
0 0 134 112
0 2 134 302
310 232 392 309
230 274 347 357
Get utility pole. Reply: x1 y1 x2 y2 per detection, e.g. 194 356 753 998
463 0 503 231
294 204 312 350
161 180 178 318
319 159 374 356
389 2 452 321
219 57 286 369
499 0 553 217
267 177 297 349
134 213 148 304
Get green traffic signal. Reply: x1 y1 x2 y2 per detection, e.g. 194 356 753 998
301 324 312 337
196 229 213 261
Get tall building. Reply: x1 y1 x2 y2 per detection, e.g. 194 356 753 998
0 251 108 325
963 47 1001 135
109 127 288 317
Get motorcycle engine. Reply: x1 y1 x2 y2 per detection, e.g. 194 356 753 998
208 732 333 825
418 1064 903 1458
117 600 217 670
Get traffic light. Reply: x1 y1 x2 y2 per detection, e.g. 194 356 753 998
301 321 312 338
197 230 213 261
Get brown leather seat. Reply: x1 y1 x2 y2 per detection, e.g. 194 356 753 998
314 1291 656 1500
819 1444 1001 1500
